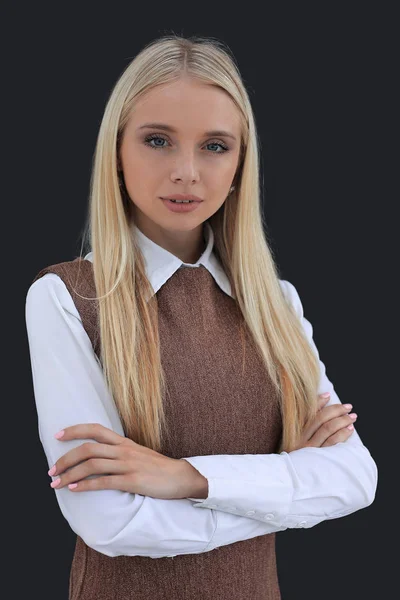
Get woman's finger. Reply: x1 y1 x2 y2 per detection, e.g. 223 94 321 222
300 394 330 440
50 457 126 490
53 423 126 445
318 394 331 409
49 441 120 477
321 426 356 447
307 412 358 447
67 474 128 493
305 402 353 441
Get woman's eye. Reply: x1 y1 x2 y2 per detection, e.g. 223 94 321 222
143 135 229 154
206 142 228 153
144 135 168 149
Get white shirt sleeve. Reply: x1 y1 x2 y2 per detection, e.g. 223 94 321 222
182 278 378 540
25 273 294 558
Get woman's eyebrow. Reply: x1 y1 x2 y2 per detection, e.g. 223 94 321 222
137 122 237 141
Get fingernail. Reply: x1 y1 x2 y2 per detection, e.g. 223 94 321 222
320 392 330 398
48 465 57 476
347 424 354 430
344 404 353 409
50 478 61 488
54 430 65 439
349 413 357 419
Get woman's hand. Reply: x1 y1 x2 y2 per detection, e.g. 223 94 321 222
292 393 358 451
47 423 208 499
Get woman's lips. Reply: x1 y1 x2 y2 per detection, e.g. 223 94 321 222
161 198 203 213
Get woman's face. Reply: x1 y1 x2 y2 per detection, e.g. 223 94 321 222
119 77 242 255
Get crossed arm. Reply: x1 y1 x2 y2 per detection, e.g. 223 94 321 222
25 274 378 558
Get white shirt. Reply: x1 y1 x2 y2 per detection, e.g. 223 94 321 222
25 221 378 558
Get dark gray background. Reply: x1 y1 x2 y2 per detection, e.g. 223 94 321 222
6 3 395 598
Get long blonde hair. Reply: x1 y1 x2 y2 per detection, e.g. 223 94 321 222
76 34 321 454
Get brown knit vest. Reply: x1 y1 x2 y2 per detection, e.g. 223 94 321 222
32 258 283 599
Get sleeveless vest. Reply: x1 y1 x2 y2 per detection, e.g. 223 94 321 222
32 257 283 599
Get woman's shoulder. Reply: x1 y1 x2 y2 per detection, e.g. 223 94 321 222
26 257 100 356
26 258 93 321
29 256 93 294
26 271 83 324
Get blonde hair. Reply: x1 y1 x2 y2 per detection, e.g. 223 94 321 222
76 34 321 454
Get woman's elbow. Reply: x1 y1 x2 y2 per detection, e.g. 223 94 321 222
356 447 378 509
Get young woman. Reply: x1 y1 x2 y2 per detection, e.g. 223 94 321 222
25 34 377 599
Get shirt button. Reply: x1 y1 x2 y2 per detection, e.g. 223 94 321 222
245 510 256 516
264 513 275 521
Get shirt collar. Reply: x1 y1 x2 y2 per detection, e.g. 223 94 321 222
84 220 233 299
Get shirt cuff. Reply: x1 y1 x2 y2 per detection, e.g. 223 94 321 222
181 454 294 527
